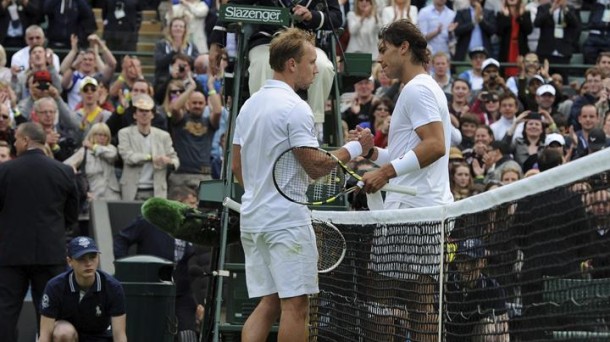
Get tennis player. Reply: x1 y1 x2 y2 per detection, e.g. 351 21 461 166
231 28 372 342
359 20 454 342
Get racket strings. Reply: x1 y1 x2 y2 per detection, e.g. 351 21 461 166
313 220 347 272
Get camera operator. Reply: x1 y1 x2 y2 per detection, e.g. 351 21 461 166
475 58 510 101
154 53 204 105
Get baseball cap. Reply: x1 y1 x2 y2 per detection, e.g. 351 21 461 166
468 46 488 58
33 70 51 83
79 76 99 91
449 147 464 160
528 75 545 85
68 236 100 259
457 239 486 259
536 84 556 96
544 133 565 147
132 94 155 111
588 128 607 151
482 58 500 71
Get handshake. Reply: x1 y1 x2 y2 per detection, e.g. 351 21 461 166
348 126 375 158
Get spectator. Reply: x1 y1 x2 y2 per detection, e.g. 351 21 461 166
445 238 509 342
43 0 97 49
63 122 121 202
582 1 610 66
101 0 143 54
108 56 144 102
506 52 543 96
60 34 117 110
0 139 9 162
155 53 202 104
477 58 510 98
457 46 487 91
167 77 222 191
490 92 519 140
586 127 607 155
373 62 400 100
370 96 394 134
117 94 179 200
595 52 610 79
417 0 457 56
603 110 610 142
106 78 168 144
0 101 21 156
457 113 479 151
469 124 494 165
451 161 476 200
13 47 62 101
374 114 391 148
502 111 547 171
0 0 42 49
0 122 79 342
154 17 199 89
580 188 610 279
544 132 571 162
74 77 112 142
113 186 208 342
479 91 500 124
448 78 472 119
500 165 521 184
524 0 541 52
0 44 11 84
570 104 600 159
346 0 382 61
39 236 127 342
166 0 209 54
381 0 418 26
431 51 453 94
160 78 187 121
342 77 376 129
10 25 61 76
452 0 496 62
496 0 533 77
472 140 521 184
533 0 580 81
194 52 225 96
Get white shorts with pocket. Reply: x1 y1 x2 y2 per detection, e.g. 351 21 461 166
241 224 319 298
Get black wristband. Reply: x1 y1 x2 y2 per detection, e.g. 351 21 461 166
364 148 375 159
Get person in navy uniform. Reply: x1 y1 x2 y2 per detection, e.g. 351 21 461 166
38 236 127 342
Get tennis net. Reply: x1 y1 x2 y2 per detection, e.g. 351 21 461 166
309 148 610 342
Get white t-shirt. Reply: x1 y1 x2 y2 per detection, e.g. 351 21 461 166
384 74 453 208
233 80 318 232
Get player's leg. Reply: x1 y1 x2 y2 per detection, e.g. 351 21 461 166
278 295 310 342
242 294 281 342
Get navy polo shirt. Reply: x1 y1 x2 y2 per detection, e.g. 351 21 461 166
41 270 126 338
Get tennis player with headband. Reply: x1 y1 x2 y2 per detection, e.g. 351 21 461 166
357 20 454 342
231 28 373 342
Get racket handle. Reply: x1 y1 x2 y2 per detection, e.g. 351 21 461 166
356 181 417 196
223 197 242 213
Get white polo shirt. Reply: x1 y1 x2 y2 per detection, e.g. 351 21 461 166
233 80 318 232
384 74 454 208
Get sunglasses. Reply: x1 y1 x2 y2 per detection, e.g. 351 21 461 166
170 89 185 95
82 86 97 93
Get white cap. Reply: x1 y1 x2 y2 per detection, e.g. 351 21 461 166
536 84 556 96
528 75 545 85
545 133 565 146
482 58 500 71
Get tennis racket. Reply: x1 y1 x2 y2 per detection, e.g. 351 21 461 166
223 197 346 273
272 146 417 206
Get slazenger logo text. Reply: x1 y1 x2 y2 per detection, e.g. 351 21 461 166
225 7 282 23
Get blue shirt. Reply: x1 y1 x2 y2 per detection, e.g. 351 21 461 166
41 270 126 338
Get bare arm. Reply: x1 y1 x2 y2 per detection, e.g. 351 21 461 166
207 75 222 129
169 79 196 121
231 144 243 186
38 316 56 342
111 315 128 342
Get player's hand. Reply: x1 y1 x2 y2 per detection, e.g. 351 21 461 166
355 126 374 155
360 165 394 193
292 5 312 22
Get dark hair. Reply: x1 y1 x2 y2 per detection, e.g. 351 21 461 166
371 97 395 113
17 122 46 145
477 125 495 140
269 28 315 73
378 19 430 66
538 148 563 171
172 53 193 66
499 92 518 106
452 78 471 90
460 113 480 128
168 186 197 202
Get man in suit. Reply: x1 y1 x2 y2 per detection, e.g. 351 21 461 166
118 94 179 201
0 121 79 341
533 0 580 80
452 0 496 62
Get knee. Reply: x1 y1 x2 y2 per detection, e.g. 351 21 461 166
52 321 78 342
280 295 309 320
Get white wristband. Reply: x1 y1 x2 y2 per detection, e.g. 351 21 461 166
342 141 362 160
390 150 420 177
373 148 390 165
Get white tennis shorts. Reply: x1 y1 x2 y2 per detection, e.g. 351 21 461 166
241 225 319 298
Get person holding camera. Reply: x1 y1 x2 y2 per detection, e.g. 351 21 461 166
12 44 61 102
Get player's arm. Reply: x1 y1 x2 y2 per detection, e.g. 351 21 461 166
231 144 244 187
111 314 128 342
38 315 56 342
361 121 446 193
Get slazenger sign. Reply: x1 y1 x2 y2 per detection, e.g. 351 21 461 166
220 4 290 26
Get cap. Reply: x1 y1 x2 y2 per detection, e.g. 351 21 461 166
528 75 545 85
588 128 607 151
132 94 155 110
482 58 500 71
536 84 556 96
544 133 565 147
68 236 100 259
449 147 464 160
468 46 488 58
79 76 99 91
457 239 486 259
33 70 51 83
